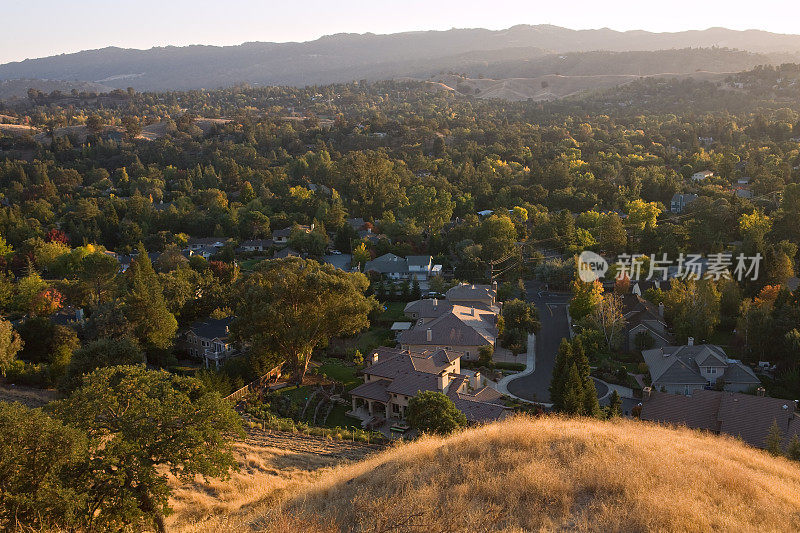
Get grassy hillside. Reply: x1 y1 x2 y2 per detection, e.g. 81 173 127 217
175 415 800 532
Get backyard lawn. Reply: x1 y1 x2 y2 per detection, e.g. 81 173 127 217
317 358 361 389
379 301 408 323
238 257 267 271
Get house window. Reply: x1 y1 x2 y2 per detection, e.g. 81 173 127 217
705 367 716 374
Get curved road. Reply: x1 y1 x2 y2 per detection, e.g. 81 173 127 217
506 280 609 403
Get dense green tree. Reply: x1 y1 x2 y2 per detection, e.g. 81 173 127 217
607 389 622 418
406 390 467 434
232 257 377 383
0 316 22 377
124 244 177 359
570 279 603 321
786 434 800 461
405 184 455 234
0 402 88 531
60 336 143 393
765 419 784 456
50 366 242 533
599 212 627 253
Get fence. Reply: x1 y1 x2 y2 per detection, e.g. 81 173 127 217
224 363 284 402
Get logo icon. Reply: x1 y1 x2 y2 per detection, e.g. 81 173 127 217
577 251 608 282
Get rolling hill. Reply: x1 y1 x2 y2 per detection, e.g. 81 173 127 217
170 415 800 532
2 25 800 91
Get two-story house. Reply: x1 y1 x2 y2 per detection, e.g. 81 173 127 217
642 341 760 396
399 299 498 360
183 316 238 368
348 347 509 426
363 253 440 281
620 294 672 351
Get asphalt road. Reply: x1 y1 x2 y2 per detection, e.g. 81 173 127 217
506 280 609 403
506 280 571 403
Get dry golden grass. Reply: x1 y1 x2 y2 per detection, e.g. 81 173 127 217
176 415 800 533
167 427 381 532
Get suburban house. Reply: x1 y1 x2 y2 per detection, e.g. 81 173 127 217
187 237 227 251
670 193 698 214
692 170 714 181
348 347 509 426
641 342 760 396
445 282 498 308
182 316 238 368
347 217 366 231
640 388 800 450
734 176 753 199
274 247 301 259
399 298 498 360
363 253 441 281
621 294 672 352
238 239 272 252
272 223 314 246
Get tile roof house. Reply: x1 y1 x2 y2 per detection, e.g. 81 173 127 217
640 388 800 450
620 294 672 352
348 347 509 426
399 299 499 360
445 282 498 308
182 316 238 368
642 342 760 396
364 253 439 281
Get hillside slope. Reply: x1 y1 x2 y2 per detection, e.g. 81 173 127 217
180 416 800 532
2 25 800 90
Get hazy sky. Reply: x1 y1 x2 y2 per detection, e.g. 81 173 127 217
4 0 800 64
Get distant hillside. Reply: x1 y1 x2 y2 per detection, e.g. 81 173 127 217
171 416 800 532
0 78 113 101
3 25 800 91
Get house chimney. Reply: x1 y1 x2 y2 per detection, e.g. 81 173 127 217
642 386 652 401
471 371 482 389
437 370 449 391
426 328 432 342
371 352 379 364
757 386 766 397
687 337 694 346
492 280 498 292
658 302 665 318
470 307 475 316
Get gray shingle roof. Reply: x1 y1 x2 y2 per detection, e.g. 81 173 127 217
641 389 800 449
364 253 433 275
188 316 234 341
642 344 757 387
351 347 507 423
398 312 495 347
445 283 496 303
349 379 391 403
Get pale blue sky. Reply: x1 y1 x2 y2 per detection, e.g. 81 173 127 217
3 0 799 64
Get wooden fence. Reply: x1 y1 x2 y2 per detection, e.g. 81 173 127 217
224 363 284 402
